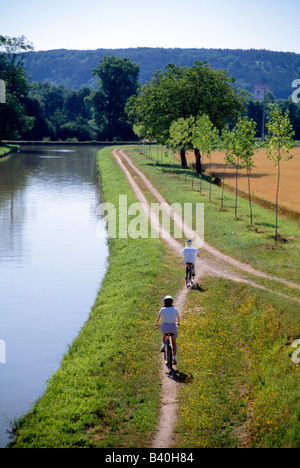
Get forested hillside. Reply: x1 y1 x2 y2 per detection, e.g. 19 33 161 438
23 47 300 99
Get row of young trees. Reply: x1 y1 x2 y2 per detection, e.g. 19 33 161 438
169 110 294 242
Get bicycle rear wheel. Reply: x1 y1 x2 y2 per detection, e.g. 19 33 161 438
186 267 191 288
167 339 173 373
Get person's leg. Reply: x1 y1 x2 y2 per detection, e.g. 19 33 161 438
171 336 177 357
161 334 167 351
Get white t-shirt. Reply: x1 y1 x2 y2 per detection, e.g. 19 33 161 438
181 246 199 264
159 306 180 323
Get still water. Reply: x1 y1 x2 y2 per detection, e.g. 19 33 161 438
0 145 108 447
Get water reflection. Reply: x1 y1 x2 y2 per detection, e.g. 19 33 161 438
0 145 108 447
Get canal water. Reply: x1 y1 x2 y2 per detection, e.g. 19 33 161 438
0 145 108 447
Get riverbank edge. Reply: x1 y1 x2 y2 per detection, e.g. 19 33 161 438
0 145 20 158
8 146 184 448
3 140 137 146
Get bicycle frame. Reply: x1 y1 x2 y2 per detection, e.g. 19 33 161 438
164 333 174 373
186 263 194 288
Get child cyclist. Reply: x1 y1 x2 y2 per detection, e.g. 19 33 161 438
181 239 200 283
156 295 180 364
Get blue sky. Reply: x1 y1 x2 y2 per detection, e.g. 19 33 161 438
1 0 299 53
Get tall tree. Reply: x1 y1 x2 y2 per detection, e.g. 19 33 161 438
169 117 194 168
126 61 246 144
222 117 257 224
192 114 219 201
0 35 34 143
222 124 242 220
265 106 294 241
91 56 139 140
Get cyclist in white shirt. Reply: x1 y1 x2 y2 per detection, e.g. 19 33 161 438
181 239 200 283
156 295 180 364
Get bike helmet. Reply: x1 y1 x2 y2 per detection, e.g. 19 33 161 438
186 239 192 245
163 295 173 307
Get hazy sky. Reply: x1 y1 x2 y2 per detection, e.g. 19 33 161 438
1 0 299 53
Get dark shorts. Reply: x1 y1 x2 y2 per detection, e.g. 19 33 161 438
161 323 178 337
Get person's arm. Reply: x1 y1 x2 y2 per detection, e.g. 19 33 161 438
156 312 162 327
176 310 180 326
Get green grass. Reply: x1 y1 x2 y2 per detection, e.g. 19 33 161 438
0 145 19 158
125 145 300 290
176 278 300 448
9 147 184 448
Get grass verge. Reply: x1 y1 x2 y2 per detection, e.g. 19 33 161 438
0 145 19 159
9 147 184 448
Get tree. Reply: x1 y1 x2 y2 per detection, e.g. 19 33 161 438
222 117 257 224
169 117 194 168
192 114 219 201
236 117 257 226
0 35 34 144
265 106 294 241
91 56 139 140
126 61 246 144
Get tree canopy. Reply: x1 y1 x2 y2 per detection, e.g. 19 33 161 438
126 62 246 143
91 56 139 141
0 36 34 144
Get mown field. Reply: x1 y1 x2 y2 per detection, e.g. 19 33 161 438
183 147 300 218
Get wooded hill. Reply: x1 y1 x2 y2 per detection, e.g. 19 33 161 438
23 47 300 99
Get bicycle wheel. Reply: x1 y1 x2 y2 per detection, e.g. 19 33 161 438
167 339 173 373
186 267 191 288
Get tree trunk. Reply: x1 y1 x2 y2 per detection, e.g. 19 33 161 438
247 169 253 227
180 148 187 168
235 165 239 219
275 163 280 242
194 149 202 174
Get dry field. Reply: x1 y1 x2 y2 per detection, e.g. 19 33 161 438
183 147 300 219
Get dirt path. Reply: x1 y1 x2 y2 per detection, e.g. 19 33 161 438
112 148 300 448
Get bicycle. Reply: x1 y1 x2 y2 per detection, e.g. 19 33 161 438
164 333 175 374
185 263 194 288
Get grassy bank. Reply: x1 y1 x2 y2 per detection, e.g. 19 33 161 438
176 278 300 448
9 147 184 448
0 145 19 158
